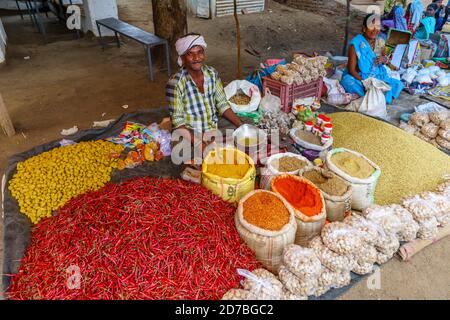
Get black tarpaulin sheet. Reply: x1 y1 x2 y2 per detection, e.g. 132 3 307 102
2 106 377 299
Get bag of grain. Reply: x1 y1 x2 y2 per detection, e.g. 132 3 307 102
202 147 256 203
409 112 430 127
239 268 284 300
260 152 313 190
225 80 261 113
235 190 297 273
420 192 450 226
326 148 381 211
222 289 251 300
436 136 450 150
282 244 322 279
421 122 439 139
278 265 319 297
429 111 449 126
308 236 357 273
438 129 450 141
302 167 352 222
271 175 326 246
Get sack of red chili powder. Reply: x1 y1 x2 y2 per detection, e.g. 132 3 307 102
271 175 326 246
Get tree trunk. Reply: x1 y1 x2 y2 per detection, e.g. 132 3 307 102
342 0 351 56
0 93 15 137
234 0 242 79
152 0 187 68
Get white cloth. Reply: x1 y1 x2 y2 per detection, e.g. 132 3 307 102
175 35 207 66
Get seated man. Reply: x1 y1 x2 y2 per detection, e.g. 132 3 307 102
166 33 242 158
341 13 404 105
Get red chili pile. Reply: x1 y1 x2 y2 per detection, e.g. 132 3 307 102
8 177 260 300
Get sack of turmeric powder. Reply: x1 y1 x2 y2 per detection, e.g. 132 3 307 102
202 147 256 203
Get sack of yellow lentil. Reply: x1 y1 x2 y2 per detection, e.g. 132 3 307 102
202 147 256 203
235 190 297 273
326 148 381 211
301 167 352 222
271 175 326 246
260 152 313 190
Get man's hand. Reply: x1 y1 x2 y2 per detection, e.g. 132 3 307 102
223 108 243 128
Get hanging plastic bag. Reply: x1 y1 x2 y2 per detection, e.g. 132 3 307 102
225 80 261 113
358 77 391 119
260 88 281 114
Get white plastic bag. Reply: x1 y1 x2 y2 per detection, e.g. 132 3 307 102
437 76 449 87
358 77 391 118
260 88 281 114
414 74 433 84
237 268 284 300
401 68 418 84
225 80 261 113
415 102 447 114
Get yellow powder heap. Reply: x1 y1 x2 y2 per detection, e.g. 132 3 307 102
331 151 375 179
328 112 450 204
205 149 250 179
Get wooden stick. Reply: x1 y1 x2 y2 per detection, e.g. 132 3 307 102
342 0 351 56
0 92 15 137
397 224 450 261
234 0 242 79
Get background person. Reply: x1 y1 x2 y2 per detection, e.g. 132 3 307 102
341 14 404 105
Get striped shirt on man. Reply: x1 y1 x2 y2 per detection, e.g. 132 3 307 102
166 65 230 132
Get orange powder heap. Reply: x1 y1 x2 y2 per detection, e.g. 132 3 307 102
243 192 290 231
272 176 323 217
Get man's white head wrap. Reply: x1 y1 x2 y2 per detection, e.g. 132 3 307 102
175 34 207 67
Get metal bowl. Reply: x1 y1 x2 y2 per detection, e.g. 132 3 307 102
233 124 268 150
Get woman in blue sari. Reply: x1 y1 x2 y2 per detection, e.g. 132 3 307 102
341 14 404 104
382 4 408 31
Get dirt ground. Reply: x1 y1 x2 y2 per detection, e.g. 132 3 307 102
0 0 449 300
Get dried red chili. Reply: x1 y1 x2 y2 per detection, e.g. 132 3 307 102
7 177 260 300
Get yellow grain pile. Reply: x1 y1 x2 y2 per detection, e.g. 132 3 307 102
328 112 450 205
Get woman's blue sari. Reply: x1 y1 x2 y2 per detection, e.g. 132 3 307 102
340 34 404 104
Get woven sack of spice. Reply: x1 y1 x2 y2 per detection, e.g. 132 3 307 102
301 167 352 222
202 147 256 203
235 190 297 273
326 148 381 211
271 175 326 246
289 127 334 152
260 152 313 190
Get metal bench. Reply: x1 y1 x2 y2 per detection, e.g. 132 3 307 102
96 17 171 81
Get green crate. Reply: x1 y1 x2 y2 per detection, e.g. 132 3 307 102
386 29 412 48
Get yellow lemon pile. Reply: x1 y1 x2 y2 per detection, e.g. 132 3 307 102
8 141 124 224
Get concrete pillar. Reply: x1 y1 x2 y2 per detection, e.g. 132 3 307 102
82 0 118 37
